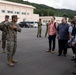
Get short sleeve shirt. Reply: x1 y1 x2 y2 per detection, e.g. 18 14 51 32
68 26 73 33
48 22 58 35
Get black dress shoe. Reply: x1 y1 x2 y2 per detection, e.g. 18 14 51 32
71 56 75 58
72 72 76 74
64 54 67 57
37 35 39 38
46 50 51 52
75 60 76 63
74 65 76 67
39 36 42 37
71 58 76 61
58 54 62 56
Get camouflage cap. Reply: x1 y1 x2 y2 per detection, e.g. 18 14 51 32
12 15 19 19
5 15 9 18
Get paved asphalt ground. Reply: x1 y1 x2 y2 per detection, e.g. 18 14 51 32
0 26 76 75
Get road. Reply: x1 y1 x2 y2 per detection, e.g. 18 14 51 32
0 27 75 75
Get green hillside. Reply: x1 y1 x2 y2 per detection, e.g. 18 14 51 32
6 0 76 19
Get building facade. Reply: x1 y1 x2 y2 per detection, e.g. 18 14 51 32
0 0 39 22
39 16 69 25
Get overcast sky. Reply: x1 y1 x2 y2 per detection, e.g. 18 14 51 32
23 0 76 11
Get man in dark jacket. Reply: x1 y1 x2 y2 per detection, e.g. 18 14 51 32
57 17 69 56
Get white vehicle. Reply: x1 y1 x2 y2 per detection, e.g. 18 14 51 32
42 22 47 26
29 21 38 28
33 22 38 28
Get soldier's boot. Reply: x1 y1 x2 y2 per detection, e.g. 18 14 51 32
7 60 14 67
2 49 6 53
45 34 46 37
11 59 17 63
37 34 39 38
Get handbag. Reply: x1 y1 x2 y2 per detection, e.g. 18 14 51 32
67 41 72 48
67 38 75 48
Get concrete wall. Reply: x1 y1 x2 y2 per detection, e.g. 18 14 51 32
39 16 65 24
32 14 39 22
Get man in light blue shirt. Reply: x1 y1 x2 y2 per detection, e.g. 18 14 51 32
68 21 76 58
68 21 74 37
69 26 73 33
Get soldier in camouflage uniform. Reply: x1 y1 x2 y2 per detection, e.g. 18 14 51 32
45 21 50 37
6 15 21 67
37 19 42 37
0 15 9 53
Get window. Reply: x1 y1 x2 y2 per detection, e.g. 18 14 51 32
14 11 19 14
17 12 19 14
22 12 23 14
27 13 29 15
46 20 47 22
43 20 46 22
15 11 16 14
22 12 26 15
7 11 10 13
2 10 5 13
11 11 13 13
7 10 13 14
24 12 26 15
48 20 50 22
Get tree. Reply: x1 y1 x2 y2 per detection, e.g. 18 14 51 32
6 0 76 17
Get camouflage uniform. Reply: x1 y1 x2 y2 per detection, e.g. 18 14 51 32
37 22 42 37
45 23 49 37
0 21 8 50
6 22 21 60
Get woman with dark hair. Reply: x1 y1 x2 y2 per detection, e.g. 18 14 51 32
69 21 75 58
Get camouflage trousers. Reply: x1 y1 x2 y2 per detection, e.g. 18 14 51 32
45 28 48 37
37 28 42 37
7 40 17 60
2 32 7 49
2 39 6 49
